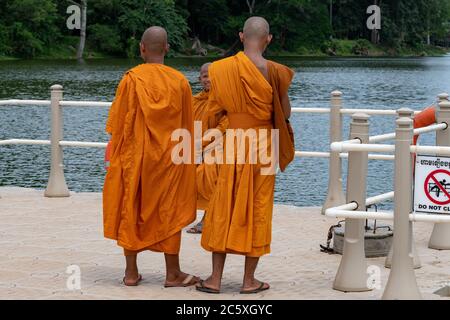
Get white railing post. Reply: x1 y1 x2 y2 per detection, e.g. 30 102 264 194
386 108 422 269
333 113 372 292
437 92 449 103
396 107 414 119
428 99 450 249
44 85 70 198
382 117 421 300
322 91 345 215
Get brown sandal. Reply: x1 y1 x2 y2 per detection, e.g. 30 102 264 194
240 282 270 294
164 274 200 288
195 280 220 294
186 221 203 234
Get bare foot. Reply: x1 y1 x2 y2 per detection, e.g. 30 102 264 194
123 273 142 286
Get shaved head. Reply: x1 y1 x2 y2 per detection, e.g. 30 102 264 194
199 63 211 91
243 16 270 40
200 62 211 74
140 26 168 55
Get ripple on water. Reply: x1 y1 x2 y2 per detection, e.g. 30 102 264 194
1 56 449 207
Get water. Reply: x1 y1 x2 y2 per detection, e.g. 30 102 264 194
1 56 450 207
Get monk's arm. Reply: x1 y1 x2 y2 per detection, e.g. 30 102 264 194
204 90 224 117
105 75 130 135
281 92 291 120
182 79 196 164
201 113 228 149
276 64 294 120
215 113 228 135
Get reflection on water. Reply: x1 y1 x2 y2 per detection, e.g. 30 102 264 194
1 55 450 207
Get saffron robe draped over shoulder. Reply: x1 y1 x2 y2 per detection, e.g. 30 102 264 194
103 63 197 253
193 90 209 124
201 52 294 257
193 90 228 210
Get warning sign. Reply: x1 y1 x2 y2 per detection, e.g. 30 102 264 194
414 155 450 214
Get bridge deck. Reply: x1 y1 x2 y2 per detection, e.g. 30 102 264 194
0 187 448 300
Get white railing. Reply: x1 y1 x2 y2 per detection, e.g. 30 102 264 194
1 85 450 300
2 87 429 195
0 87 446 199
323 98 450 300
291 107 421 115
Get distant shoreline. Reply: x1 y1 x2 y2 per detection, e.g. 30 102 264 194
1 41 449 62
1 53 449 62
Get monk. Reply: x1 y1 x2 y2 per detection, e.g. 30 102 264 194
187 63 228 234
103 26 199 287
196 17 294 294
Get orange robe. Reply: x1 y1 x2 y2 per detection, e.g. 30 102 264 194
103 63 197 255
201 52 294 257
192 90 228 210
193 90 210 123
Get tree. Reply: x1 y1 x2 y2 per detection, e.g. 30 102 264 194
118 0 188 52
1 0 450 58
3 0 60 57
76 0 87 60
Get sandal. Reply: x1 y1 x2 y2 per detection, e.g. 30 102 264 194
164 274 200 288
122 274 143 286
195 280 220 294
186 221 203 234
240 282 270 294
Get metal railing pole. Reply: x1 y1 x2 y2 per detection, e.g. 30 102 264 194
382 117 421 300
386 108 422 269
322 91 345 215
333 113 372 292
44 85 70 198
428 99 450 249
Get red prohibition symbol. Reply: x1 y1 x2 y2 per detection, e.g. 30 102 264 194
424 169 450 205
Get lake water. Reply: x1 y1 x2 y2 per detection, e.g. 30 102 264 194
1 55 450 207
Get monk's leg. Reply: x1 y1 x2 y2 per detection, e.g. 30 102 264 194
123 250 142 286
164 254 200 287
199 252 226 291
242 256 270 292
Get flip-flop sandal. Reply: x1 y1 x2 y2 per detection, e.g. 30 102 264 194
164 274 200 288
240 282 270 294
195 280 220 294
186 222 203 234
122 274 143 286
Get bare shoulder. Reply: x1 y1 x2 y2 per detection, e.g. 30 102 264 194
252 56 269 80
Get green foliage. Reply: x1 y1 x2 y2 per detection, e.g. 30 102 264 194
118 0 188 51
89 24 123 54
126 37 141 58
9 22 44 57
352 39 372 55
0 0 450 58
0 0 60 58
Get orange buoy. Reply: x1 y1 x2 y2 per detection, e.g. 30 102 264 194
413 105 436 145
